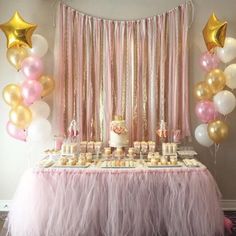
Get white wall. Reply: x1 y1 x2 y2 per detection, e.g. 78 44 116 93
0 0 236 200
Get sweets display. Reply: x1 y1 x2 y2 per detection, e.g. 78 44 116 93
109 116 129 148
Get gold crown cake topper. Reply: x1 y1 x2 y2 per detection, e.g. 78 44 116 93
114 115 123 121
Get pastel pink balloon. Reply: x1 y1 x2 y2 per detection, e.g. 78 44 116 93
21 56 44 80
22 80 43 105
195 100 219 123
7 121 27 141
199 51 220 72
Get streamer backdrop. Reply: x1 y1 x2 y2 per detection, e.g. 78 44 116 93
53 2 191 144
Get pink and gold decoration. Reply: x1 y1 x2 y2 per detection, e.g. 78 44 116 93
199 51 220 72
6 46 28 71
53 2 191 143
194 81 213 101
195 13 236 147
202 13 227 52
207 120 229 144
0 11 37 49
2 84 22 107
1 12 54 142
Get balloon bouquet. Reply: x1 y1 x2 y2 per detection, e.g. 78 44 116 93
194 13 236 148
0 12 55 142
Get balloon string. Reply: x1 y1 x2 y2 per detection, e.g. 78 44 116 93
213 143 220 179
224 115 228 121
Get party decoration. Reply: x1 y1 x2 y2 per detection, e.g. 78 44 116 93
6 121 27 141
6 46 28 71
205 69 226 94
39 75 55 97
208 119 229 144
202 13 227 51
27 118 52 142
194 124 213 147
213 90 236 115
27 34 48 58
29 100 50 119
21 56 44 79
224 64 236 90
21 80 43 105
194 81 213 101
2 84 22 107
199 51 220 72
9 104 32 129
216 37 236 63
195 100 219 123
0 11 37 48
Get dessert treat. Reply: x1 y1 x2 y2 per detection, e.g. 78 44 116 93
59 157 67 165
86 153 93 162
141 141 148 154
114 147 124 158
162 143 177 155
148 141 156 152
103 147 112 158
79 141 87 153
77 158 86 166
67 158 77 166
109 116 129 147
87 141 94 153
133 141 141 154
148 152 154 161
151 157 158 165
127 147 135 158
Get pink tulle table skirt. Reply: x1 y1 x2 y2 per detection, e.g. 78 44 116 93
5 167 224 236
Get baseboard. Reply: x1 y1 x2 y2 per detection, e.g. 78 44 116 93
221 200 236 211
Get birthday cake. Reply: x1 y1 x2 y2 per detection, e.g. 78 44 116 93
109 116 129 147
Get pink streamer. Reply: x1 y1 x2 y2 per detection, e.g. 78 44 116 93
5 167 224 236
53 2 191 143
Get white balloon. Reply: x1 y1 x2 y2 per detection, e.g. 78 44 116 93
224 64 236 89
194 124 213 147
27 118 52 142
213 90 236 115
29 101 50 119
216 37 236 63
27 34 48 58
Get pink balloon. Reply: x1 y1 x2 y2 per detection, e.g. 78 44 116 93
195 100 219 123
199 51 220 72
22 80 43 105
7 121 27 141
21 56 44 79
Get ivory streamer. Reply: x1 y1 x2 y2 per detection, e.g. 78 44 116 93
53 2 191 144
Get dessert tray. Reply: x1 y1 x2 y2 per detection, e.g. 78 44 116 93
146 161 183 168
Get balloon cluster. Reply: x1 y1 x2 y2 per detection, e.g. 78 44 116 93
0 12 55 142
194 13 236 147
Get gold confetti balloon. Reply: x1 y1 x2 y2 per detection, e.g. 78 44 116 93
207 119 229 144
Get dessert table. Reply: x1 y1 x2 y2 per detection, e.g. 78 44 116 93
5 165 224 236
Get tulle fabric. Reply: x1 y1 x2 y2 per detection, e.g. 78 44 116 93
4 167 223 236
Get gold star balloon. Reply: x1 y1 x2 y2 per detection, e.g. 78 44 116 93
202 13 227 52
0 11 37 48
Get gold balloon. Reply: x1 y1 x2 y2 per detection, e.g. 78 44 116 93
39 75 55 97
202 13 227 51
205 69 226 94
194 81 213 101
7 46 28 71
0 11 37 48
2 84 22 107
207 119 229 144
9 104 32 129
